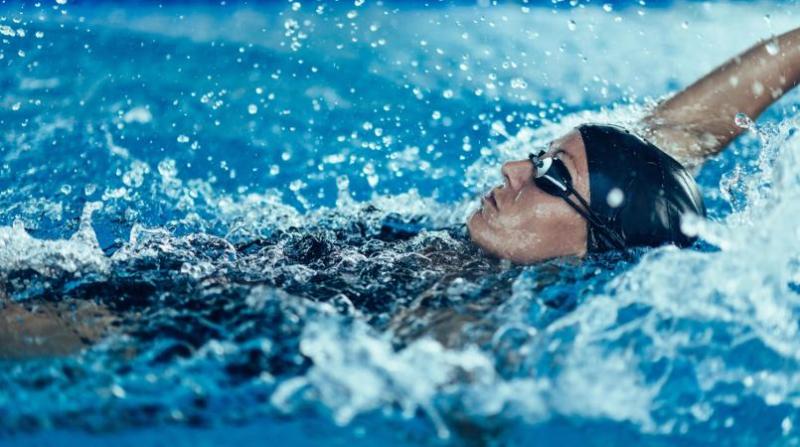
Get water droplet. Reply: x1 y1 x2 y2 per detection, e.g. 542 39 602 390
336 175 350 191
765 39 780 56
289 179 305 192
442 89 454 99
752 81 764 97
158 159 177 178
602 3 613 12
123 107 152 124
11 102 20 111
681 21 689 29
734 112 754 129
431 111 441 120
176 134 190 143
510 78 528 89
248 104 258 114
783 417 793 435
354 0 365 5
56 0 67 4
110 384 126 399
491 121 508 137
607 188 624 208
291 1 301 11
567 19 577 31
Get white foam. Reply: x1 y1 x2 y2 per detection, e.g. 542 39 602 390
0 202 108 278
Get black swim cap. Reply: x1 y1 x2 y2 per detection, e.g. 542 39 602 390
577 124 706 252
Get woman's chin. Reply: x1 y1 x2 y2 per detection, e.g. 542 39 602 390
465 209 485 242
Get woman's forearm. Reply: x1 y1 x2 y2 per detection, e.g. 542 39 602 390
643 27 800 162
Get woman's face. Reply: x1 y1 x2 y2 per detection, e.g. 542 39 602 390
467 129 591 264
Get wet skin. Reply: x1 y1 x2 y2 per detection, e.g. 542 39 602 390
467 129 590 264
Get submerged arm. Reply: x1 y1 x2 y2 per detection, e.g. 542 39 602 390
0 296 116 359
642 26 800 165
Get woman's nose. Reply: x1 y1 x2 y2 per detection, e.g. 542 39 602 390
501 159 534 190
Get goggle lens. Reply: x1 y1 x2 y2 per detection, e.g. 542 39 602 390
529 151 573 198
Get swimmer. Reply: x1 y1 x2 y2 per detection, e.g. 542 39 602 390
467 26 800 264
4 27 800 360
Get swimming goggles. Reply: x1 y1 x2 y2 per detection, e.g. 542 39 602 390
529 150 626 250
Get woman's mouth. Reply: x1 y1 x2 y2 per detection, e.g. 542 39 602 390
482 189 499 210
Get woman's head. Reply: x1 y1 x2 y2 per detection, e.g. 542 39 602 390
467 124 707 264
467 129 590 264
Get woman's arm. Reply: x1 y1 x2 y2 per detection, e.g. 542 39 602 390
642 26 800 166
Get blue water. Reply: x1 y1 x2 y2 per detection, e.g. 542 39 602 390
2 1 800 446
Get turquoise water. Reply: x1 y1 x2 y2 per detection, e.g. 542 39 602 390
2 1 800 445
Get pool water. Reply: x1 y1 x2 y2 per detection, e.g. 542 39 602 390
2 1 800 446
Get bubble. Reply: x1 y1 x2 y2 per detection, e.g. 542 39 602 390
606 188 624 208
567 20 577 31
354 0 365 5
602 3 613 12
442 89 454 99
177 134 190 143
56 0 67 4
248 104 258 115
11 102 20 111
431 111 441 120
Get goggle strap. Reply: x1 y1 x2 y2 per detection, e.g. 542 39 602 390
561 194 627 251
